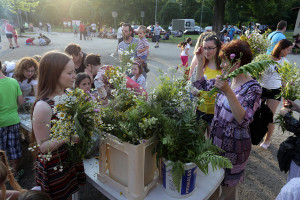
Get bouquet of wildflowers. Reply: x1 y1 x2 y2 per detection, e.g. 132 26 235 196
275 62 300 132
118 43 137 72
240 29 271 58
150 74 232 192
50 88 103 162
101 66 160 145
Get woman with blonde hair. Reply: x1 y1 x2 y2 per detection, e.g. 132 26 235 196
13 57 39 96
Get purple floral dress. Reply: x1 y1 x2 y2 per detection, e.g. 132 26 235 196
193 77 262 187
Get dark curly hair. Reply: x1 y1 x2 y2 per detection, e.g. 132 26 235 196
219 40 252 67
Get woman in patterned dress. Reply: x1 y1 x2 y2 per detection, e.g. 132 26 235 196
31 51 86 200
193 40 262 199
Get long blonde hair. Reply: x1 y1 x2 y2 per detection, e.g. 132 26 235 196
0 151 25 200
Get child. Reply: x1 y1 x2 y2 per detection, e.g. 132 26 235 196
38 37 46 46
0 61 24 179
13 28 19 48
25 37 35 45
131 61 146 89
17 190 51 200
75 72 92 94
178 37 192 67
136 25 149 61
0 151 25 200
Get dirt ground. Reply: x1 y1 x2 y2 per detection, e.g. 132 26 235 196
1 30 300 200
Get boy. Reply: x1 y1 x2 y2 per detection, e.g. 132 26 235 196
136 26 149 61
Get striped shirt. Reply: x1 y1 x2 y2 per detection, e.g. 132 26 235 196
137 37 149 57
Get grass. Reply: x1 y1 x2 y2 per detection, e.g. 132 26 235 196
284 31 294 41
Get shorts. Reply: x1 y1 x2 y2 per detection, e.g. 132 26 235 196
6 34 13 39
138 55 147 61
155 35 160 42
261 87 281 101
196 110 214 125
0 123 22 160
180 55 188 67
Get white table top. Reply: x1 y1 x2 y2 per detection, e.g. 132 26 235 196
84 158 224 200
19 113 32 132
19 113 225 200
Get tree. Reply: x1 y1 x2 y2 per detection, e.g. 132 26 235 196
159 2 183 26
194 5 213 27
69 0 96 23
212 0 226 34
0 0 39 36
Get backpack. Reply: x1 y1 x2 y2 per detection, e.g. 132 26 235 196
277 136 297 173
248 84 274 145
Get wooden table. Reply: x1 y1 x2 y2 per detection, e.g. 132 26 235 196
19 113 225 200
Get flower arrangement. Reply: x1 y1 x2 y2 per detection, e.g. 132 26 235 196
275 62 300 132
240 29 271 58
50 88 103 162
118 43 137 71
151 74 232 192
100 65 160 145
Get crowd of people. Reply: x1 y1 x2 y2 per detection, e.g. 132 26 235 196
0 18 299 200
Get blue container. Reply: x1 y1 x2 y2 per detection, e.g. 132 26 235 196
162 159 197 198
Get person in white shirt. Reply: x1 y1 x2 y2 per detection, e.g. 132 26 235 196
259 39 294 149
154 22 162 48
177 37 192 67
116 22 124 52
13 57 39 96
38 36 46 46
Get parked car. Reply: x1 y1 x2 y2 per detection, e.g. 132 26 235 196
194 26 204 34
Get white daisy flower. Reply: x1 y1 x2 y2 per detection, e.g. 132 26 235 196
57 112 66 120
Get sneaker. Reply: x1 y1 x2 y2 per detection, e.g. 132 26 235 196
260 142 270 150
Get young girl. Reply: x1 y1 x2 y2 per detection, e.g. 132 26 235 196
0 151 25 200
26 37 35 45
192 35 222 137
17 190 51 200
0 61 24 180
75 72 92 94
32 51 86 200
131 61 146 89
178 37 192 67
13 57 39 96
13 28 19 48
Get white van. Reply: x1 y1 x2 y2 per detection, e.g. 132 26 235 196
168 19 198 34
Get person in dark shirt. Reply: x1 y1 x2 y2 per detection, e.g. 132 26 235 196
279 99 300 182
64 43 87 74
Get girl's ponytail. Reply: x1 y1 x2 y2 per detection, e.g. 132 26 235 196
0 151 25 196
